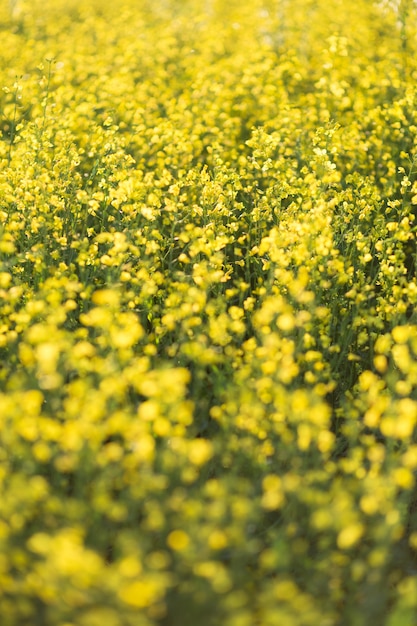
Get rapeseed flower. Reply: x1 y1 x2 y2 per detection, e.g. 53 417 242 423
2 0 417 624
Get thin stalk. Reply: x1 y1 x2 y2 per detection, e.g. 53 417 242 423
7 81 20 167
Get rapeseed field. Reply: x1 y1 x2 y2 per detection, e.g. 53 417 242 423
1 0 417 624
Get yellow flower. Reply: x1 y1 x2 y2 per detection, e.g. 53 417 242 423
337 523 364 550
166 530 189 551
262 474 284 510
119 579 161 608
188 439 213 466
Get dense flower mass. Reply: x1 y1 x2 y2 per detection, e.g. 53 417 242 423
1 0 417 624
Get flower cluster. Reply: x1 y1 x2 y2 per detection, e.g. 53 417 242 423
1 0 417 624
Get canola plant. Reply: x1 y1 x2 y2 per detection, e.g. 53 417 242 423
1 1 417 624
